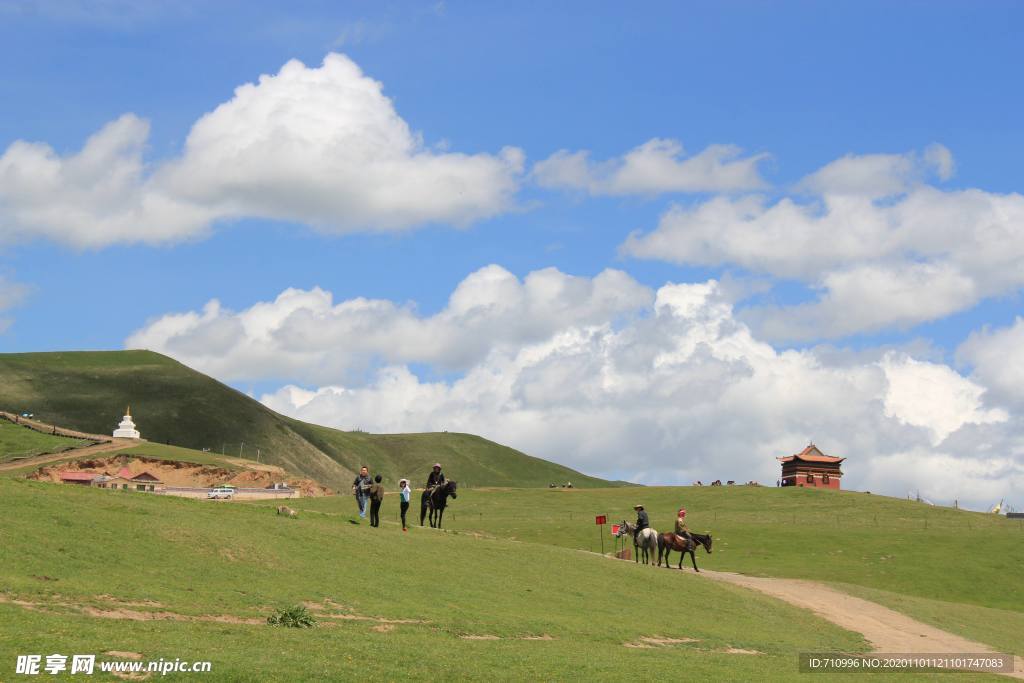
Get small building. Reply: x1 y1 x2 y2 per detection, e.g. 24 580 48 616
92 470 163 492
58 471 101 486
778 443 844 489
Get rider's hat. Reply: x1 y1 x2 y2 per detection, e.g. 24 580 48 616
633 504 643 509
433 463 442 468
678 507 687 516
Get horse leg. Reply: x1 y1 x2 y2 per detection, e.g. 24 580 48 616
437 508 444 529
689 550 699 572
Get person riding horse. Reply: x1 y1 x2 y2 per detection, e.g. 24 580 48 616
633 504 649 545
426 463 446 494
674 507 693 548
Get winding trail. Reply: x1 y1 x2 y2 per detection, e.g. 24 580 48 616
700 569 1023 678
0 440 138 472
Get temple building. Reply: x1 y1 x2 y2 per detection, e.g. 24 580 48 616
778 443 844 489
113 406 141 439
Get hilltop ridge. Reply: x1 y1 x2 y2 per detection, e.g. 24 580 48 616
0 350 616 490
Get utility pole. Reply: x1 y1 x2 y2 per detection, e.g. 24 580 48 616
239 442 244 458
256 448 261 463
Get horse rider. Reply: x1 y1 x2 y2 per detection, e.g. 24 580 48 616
426 463 446 494
633 504 649 544
675 507 693 548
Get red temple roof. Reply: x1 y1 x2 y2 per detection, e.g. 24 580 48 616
777 443 845 464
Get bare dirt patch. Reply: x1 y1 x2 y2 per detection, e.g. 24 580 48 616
725 647 762 655
641 636 699 645
520 635 556 641
103 651 143 660
94 595 164 608
461 635 501 640
371 624 395 633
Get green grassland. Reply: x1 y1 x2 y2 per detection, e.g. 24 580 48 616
0 351 612 491
0 477 950 682
0 420 90 463
271 485 1024 658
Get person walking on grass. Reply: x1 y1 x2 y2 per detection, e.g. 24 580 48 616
399 478 412 531
368 475 385 528
352 466 372 520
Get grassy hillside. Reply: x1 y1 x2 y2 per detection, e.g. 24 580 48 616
278 485 1024 658
0 350 612 491
0 478 889 682
0 419 90 463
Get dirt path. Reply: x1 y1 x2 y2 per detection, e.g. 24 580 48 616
0 411 112 442
700 570 1023 678
0 440 138 472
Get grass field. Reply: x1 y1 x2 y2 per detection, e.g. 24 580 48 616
0 351 613 491
0 477 924 682
0 420 90 463
269 485 1024 659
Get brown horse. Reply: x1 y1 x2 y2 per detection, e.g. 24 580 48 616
657 531 712 571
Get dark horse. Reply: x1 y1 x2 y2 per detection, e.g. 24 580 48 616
420 480 458 528
657 531 712 571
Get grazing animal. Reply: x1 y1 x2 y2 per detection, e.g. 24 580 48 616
615 521 659 566
657 531 712 571
276 506 297 518
711 479 722 486
420 479 458 528
726 480 735 485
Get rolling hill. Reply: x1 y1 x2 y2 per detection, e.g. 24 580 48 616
0 350 614 490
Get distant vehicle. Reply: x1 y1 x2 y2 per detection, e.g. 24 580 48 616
20 412 33 418
207 487 235 499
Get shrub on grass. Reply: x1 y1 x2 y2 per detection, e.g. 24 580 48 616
267 605 316 628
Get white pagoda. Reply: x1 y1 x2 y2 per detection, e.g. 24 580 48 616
113 406 141 439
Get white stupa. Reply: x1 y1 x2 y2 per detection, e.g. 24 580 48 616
113 406 141 439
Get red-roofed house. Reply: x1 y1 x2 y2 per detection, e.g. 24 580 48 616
58 471 100 486
777 443 844 489
91 470 163 492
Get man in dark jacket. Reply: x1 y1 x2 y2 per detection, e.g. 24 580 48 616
368 475 385 527
426 463 446 491
633 504 649 545
352 466 372 520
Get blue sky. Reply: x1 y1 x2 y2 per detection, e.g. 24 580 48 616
0 2 1021 506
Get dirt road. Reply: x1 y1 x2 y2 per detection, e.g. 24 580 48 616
0 440 137 472
701 570 1023 678
0 411 112 442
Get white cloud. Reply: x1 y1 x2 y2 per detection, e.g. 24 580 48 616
622 147 1024 340
533 138 767 196
0 53 524 248
126 264 654 383
880 353 1007 444
127 266 1019 509
957 317 1024 408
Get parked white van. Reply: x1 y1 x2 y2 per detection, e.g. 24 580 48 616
207 487 235 499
